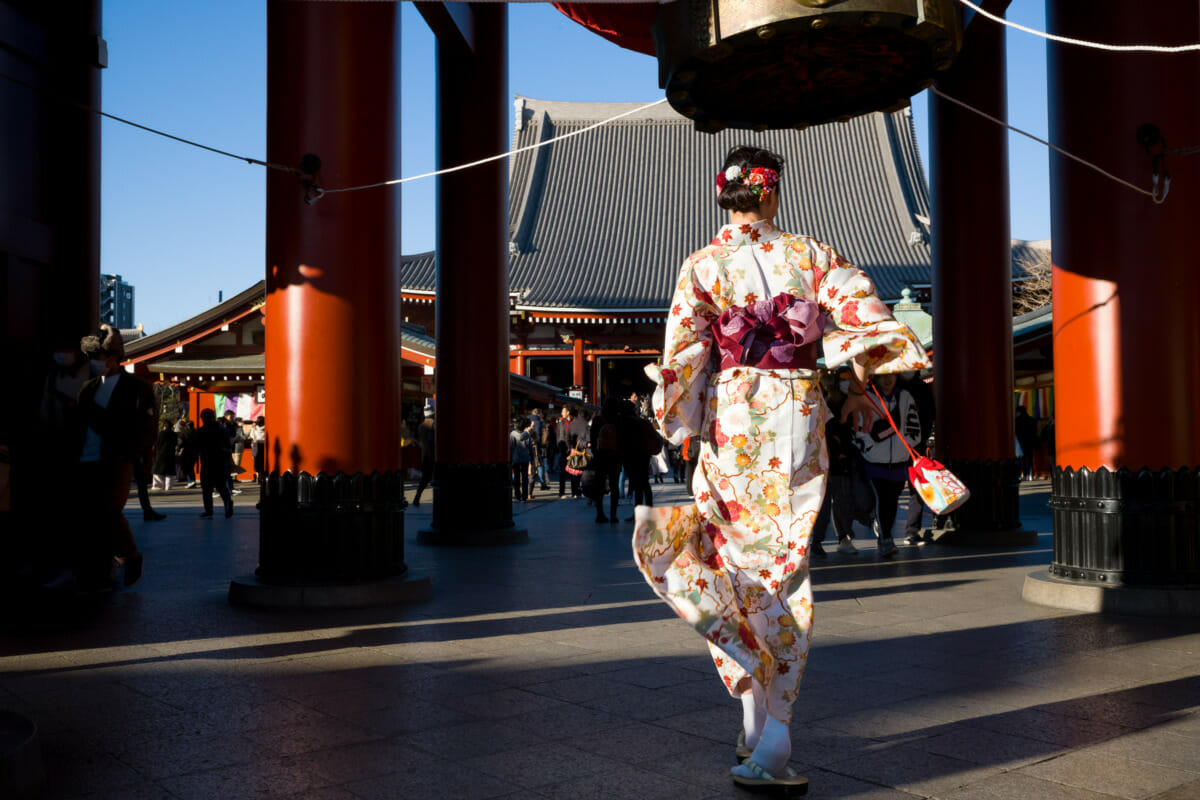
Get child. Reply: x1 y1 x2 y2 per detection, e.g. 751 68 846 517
564 440 589 499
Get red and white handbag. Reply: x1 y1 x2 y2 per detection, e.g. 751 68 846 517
861 381 970 516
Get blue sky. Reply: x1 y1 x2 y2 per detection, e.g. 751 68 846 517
100 2 1050 333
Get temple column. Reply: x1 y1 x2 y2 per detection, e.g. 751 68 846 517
929 2 1035 544
232 0 429 606
418 4 526 545
1023 0 1200 613
2 0 103 556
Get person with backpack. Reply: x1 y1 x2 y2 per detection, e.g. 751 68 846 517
509 418 534 502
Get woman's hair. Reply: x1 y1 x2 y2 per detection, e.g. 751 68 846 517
717 146 785 213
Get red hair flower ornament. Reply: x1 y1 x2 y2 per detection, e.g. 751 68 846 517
715 166 779 201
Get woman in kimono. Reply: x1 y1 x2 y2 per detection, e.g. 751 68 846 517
633 146 929 791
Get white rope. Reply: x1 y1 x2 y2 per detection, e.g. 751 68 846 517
317 97 670 197
928 86 1167 203
958 0 1200 53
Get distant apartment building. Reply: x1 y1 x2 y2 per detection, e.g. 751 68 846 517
100 273 135 329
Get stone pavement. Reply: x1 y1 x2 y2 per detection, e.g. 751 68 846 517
2 479 1199 799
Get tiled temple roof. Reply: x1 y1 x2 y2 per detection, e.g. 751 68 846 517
404 96 936 309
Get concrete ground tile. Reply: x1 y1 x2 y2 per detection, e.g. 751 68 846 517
522 673 624 703
111 731 261 780
213 695 347 734
578 681 712 721
653 706 740 745
537 761 699 800
921 722 1067 768
661 674 738 706
343 753 520 796
604 663 708 690
1020 749 1200 799
1155 713 1200 740
466 741 623 788
629 739 742 793
566 720 718 764
505 703 626 742
290 737 430 784
965 705 1134 749
797 767 928 799
940 769 1124 799
38 730 146 798
399 718 544 761
1149 779 1200 799
815 706 946 741
824 740 1004 797
330 695 473 736
1086 728 1200 773
285 786 361 800
241 715 381 757
439 686 575 720
157 760 335 800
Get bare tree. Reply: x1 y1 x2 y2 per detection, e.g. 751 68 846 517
1013 247 1052 316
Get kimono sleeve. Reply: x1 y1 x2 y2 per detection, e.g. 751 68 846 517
814 243 930 374
646 254 720 446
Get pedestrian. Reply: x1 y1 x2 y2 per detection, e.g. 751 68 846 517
509 418 533 501
197 407 234 518
69 324 152 587
901 371 935 545
1016 405 1038 480
151 421 177 491
588 397 622 523
178 419 199 488
618 398 658 519
563 439 588 498
855 373 922 558
219 410 242 496
412 403 435 507
633 146 928 791
538 413 556 491
250 416 267 480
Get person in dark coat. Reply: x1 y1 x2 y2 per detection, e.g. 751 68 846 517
588 397 622 523
151 423 178 491
70 324 153 587
177 420 199 487
618 398 658 520
197 407 234 518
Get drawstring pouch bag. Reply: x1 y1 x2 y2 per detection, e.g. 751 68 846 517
862 380 970 516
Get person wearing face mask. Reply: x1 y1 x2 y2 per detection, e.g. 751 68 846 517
69 325 155 588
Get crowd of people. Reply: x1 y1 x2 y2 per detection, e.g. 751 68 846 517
25 324 264 594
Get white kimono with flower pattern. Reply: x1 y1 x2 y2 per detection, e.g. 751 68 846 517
633 220 929 723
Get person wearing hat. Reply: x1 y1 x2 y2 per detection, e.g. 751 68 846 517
72 324 154 588
411 402 435 507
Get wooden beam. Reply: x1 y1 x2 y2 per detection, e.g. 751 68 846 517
415 2 475 53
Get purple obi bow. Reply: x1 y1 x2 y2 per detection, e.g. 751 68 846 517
713 293 823 371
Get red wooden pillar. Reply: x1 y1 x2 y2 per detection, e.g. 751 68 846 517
252 0 410 586
3 0 103 541
1043 0 1200 591
929 2 1034 543
418 4 525 545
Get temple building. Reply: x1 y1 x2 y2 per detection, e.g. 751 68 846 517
405 97 941 403
126 96 1054 443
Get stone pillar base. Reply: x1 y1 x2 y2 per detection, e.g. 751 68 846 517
256 471 408 585
422 462 529 546
1023 570 1200 616
1050 466 1200 586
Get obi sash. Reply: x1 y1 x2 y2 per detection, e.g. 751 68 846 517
713 293 823 371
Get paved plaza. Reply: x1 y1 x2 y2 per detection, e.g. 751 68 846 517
2 479 1199 799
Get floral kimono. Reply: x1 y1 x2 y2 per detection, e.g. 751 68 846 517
633 219 929 723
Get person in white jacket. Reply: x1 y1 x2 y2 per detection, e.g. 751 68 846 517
855 373 922 558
